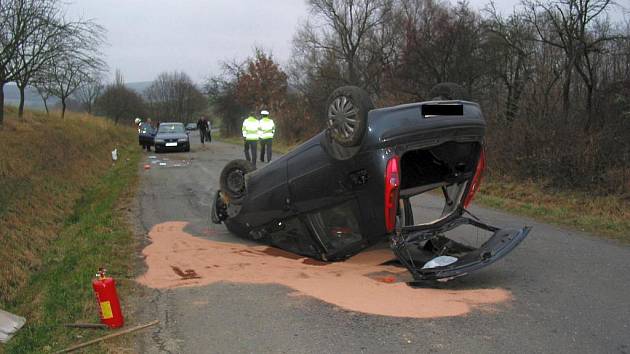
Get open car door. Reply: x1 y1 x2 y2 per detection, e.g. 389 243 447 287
389 139 531 282
392 207 531 281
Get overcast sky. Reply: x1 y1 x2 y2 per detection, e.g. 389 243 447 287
66 0 625 85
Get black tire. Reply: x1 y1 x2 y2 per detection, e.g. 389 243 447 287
325 86 373 147
219 159 255 203
429 82 469 101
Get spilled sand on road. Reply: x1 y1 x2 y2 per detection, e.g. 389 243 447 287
136 221 511 318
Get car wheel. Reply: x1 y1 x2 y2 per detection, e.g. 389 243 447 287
184 145 190 152
429 82 469 100
325 86 373 147
220 159 255 203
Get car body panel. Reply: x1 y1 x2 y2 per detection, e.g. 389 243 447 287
154 123 190 151
394 214 531 281
138 123 156 146
212 100 531 281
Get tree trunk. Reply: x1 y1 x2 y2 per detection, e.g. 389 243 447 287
18 84 26 118
61 99 67 118
0 83 4 126
43 98 49 115
584 83 594 131
505 83 514 121
562 66 572 122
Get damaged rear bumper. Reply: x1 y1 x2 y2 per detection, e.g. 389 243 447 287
392 213 531 281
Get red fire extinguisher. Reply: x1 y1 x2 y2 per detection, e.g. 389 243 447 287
92 268 124 328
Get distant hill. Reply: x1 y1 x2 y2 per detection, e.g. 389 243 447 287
125 81 152 96
2 81 153 111
2 84 57 111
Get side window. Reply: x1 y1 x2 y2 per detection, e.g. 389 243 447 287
267 217 319 258
307 200 364 254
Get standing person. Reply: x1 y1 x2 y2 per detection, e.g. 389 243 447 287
242 114 260 168
138 118 155 152
197 116 208 144
258 110 275 162
205 118 212 143
145 118 154 152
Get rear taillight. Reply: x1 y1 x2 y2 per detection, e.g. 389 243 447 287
463 148 486 208
384 155 400 233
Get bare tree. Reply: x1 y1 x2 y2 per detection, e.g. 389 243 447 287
145 71 206 123
205 60 248 136
95 70 145 124
0 0 39 124
521 0 622 126
296 0 393 87
11 0 68 118
36 86 51 113
41 20 106 118
393 0 486 99
75 72 103 114
485 2 536 121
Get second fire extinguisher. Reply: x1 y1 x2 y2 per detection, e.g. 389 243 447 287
92 268 124 328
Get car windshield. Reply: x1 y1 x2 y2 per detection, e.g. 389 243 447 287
158 124 185 134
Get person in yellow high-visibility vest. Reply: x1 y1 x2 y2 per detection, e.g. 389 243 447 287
242 114 260 167
258 110 275 162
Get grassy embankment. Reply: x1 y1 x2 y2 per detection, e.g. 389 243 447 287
216 131 629 242
0 107 140 353
476 177 629 242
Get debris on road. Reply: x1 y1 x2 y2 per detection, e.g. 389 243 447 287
92 268 124 329
170 266 202 279
0 309 26 343
146 157 191 168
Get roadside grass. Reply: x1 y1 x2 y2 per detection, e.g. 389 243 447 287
0 107 140 352
214 132 630 243
1 143 140 353
476 176 630 243
0 107 135 303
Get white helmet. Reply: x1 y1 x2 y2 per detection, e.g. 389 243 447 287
260 110 269 116
134 117 141 125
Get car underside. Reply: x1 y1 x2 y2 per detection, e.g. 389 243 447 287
211 84 531 282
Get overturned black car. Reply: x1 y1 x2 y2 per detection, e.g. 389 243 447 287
212 84 531 282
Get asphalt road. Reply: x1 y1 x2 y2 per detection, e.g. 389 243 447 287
134 131 630 354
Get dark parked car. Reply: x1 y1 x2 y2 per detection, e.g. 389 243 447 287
185 123 197 131
211 84 531 282
154 122 190 153
138 122 156 149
